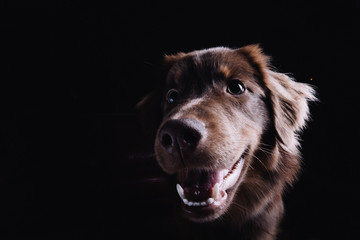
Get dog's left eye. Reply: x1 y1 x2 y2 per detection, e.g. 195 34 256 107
166 89 179 103
227 79 246 95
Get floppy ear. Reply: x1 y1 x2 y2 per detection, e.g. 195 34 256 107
238 44 317 151
136 89 163 136
136 52 186 135
265 70 317 151
163 52 186 67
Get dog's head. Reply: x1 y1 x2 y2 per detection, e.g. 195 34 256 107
138 45 316 222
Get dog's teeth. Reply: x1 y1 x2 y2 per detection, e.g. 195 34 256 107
183 198 213 207
176 184 185 199
212 183 220 199
207 198 215 204
178 183 217 207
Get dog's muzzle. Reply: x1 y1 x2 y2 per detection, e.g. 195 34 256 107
158 118 206 162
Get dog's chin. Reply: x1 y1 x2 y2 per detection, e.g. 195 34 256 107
175 156 245 222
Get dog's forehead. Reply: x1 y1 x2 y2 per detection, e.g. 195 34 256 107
166 47 264 95
168 47 256 84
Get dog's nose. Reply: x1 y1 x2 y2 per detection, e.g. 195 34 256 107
158 118 205 156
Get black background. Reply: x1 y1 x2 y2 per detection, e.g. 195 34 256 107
1 1 359 239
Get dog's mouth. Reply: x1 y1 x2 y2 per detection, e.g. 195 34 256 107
175 153 246 221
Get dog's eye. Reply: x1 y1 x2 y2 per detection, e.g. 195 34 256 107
166 89 179 103
227 80 246 95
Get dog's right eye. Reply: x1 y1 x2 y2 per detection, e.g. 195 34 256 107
166 89 179 103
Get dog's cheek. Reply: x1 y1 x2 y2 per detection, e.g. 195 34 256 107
204 113 248 167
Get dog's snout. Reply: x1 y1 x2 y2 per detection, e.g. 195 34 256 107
159 118 205 156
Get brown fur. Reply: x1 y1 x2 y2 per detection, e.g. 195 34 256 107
137 44 316 240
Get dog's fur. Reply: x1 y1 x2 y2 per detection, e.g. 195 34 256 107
137 45 316 240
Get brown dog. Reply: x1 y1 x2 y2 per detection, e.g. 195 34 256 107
138 45 316 240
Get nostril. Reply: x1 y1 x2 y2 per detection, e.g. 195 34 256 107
158 118 205 154
161 133 173 147
183 130 200 146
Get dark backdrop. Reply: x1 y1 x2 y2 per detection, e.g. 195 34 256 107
1 1 359 239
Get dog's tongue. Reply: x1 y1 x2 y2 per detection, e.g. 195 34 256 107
178 169 221 201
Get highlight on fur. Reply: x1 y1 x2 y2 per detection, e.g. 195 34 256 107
137 44 316 240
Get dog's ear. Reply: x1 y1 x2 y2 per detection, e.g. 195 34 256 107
136 52 186 135
238 44 317 151
136 89 163 136
265 70 317 151
236 44 271 78
163 52 186 68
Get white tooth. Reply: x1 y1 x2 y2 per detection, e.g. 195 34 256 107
207 198 215 204
222 170 229 178
183 199 208 207
212 183 220 199
176 184 185 199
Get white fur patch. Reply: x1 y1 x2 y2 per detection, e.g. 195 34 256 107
172 98 205 119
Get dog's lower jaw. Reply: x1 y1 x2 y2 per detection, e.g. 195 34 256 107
176 156 246 222
175 191 284 240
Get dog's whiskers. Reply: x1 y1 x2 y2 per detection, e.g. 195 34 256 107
248 152 270 174
258 146 273 155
